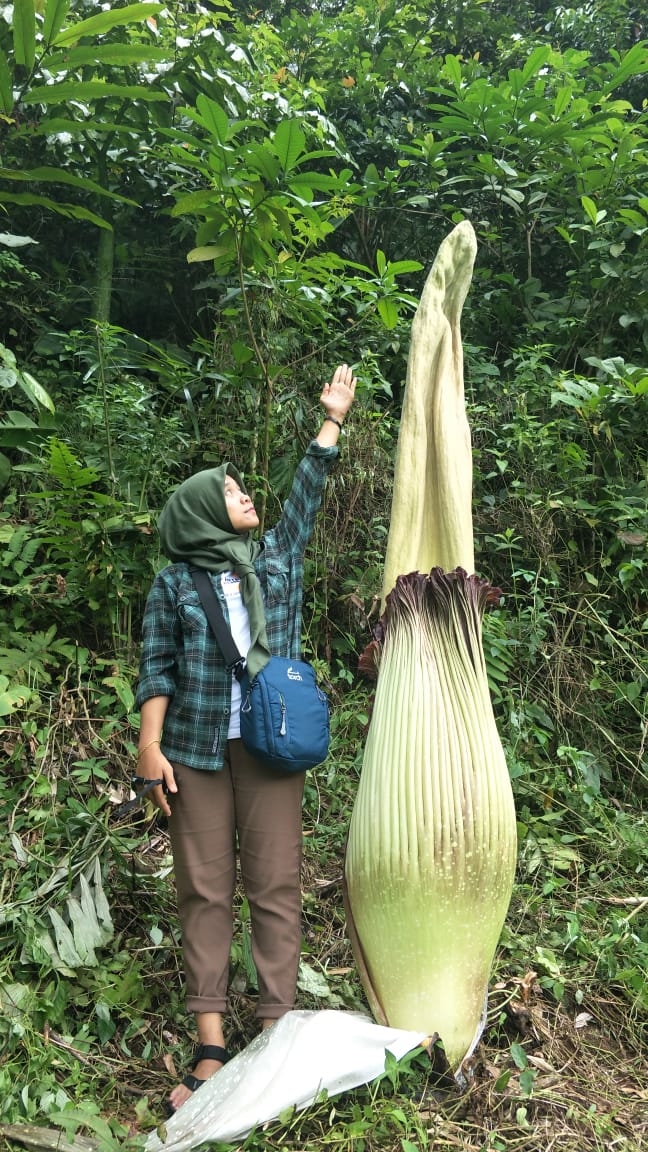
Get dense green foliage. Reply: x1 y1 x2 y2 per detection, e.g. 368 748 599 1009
0 2 646 1149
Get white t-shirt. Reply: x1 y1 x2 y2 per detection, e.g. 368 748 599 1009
221 572 252 740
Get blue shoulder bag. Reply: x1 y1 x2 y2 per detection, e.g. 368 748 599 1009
190 568 330 774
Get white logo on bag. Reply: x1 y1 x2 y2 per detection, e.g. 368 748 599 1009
287 666 303 681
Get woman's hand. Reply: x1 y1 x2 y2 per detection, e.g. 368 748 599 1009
320 362 357 421
317 363 357 446
137 744 177 818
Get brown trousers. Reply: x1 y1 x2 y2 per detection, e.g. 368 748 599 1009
169 739 305 1018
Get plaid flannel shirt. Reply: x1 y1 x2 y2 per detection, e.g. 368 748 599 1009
135 440 338 771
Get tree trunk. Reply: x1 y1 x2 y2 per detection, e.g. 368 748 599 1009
93 225 114 323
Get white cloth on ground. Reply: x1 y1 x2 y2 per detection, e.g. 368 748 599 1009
145 1009 426 1152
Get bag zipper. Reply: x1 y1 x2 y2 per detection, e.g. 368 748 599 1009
279 694 286 736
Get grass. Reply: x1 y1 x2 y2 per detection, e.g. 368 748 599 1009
0 679 646 1152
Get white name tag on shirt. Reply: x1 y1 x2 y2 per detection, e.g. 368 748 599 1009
221 572 241 595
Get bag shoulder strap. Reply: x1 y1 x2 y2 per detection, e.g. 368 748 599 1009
189 566 245 680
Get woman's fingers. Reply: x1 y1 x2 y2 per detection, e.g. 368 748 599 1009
331 362 355 386
328 363 356 390
154 783 172 818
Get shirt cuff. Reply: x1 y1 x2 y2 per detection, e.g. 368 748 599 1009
306 439 340 459
135 678 176 710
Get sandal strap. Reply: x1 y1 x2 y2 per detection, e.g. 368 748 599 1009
193 1043 231 1066
179 1045 232 1094
181 1071 206 1093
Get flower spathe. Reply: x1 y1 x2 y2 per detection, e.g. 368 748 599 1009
344 568 517 1070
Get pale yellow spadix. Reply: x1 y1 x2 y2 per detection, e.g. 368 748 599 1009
381 219 477 603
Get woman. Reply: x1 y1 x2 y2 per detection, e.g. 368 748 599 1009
135 364 356 1111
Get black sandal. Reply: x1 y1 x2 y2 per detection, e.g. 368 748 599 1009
168 1044 232 1113
182 1043 232 1092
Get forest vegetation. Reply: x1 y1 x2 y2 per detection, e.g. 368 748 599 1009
0 1 646 1150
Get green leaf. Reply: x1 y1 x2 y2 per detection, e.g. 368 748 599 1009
581 195 598 225
553 86 573 119
0 343 17 368
386 260 423 277
0 416 44 449
0 167 138 205
268 202 293 240
501 190 525 209
103 672 134 713
508 68 525 98
47 438 100 490
0 981 30 1017
90 858 113 936
444 54 462 91
67 895 98 965
231 341 254 365
13 0 36 72
171 188 228 217
18 371 55 412
47 1108 115 1144
272 118 306 173
45 43 170 71
377 297 399 329
187 244 234 264
519 1067 536 1096
286 181 314 203
194 218 224 246
287 171 342 192
79 873 112 946
0 192 112 229
618 208 646 228
0 682 32 716
32 929 76 976
599 41 648 95
50 1 163 46
0 364 18 388
27 116 145 137
194 94 230 144
296 960 342 1005
0 51 13 115
520 45 552 85
48 908 84 968
42 0 71 45
0 451 10 489
23 81 169 104
246 143 281 183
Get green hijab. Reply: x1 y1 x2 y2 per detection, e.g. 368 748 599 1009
158 463 271 680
